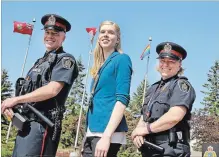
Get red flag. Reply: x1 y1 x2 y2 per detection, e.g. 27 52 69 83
13 21 33 35
86 27 97 43
86 27 97 36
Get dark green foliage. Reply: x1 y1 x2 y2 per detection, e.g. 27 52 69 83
129 79 150 115
191 60 219 151
1 69 13 101
60 56 88 149
1 69 16 157
118 79 150 157
60 114 86 149
117 111 141 157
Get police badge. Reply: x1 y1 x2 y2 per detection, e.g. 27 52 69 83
48 15 56 25
164 43 172 53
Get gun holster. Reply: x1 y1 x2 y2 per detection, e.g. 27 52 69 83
12 112 29 131
169 127 177 145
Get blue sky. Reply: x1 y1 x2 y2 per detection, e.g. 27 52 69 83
2 1 219 110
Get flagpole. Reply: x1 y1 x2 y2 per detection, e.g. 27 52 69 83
142 37 152 104
20 31 33 76
74 34 95 150
6 18 36 143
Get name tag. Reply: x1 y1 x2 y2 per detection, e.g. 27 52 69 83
32 68 41 73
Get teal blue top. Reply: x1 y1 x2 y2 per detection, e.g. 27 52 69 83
88 51 132 132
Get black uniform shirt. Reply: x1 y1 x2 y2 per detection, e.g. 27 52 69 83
142 75 196 128
27 47 78 111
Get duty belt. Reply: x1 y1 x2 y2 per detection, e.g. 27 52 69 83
147 130 189 144
27 111 51 123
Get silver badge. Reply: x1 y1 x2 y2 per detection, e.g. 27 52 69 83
176 131 183 140
164 43 172 53
48 15 56 25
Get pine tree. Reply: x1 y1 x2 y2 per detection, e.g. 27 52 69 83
191 60 219 151
201 60 219 116
60 56 87 148
65 56 88 115
1 69 13 125
118 78 149 157
1 69 13 100
1 69 16 156
129 79 150 115
117 111 142 157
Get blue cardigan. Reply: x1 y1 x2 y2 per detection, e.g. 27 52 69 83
88 51 132 132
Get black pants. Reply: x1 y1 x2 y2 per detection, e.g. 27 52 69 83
82 136 121 157
140 142 190 157
12 121 60 157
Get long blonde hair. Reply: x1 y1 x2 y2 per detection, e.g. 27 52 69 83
90 21 123 78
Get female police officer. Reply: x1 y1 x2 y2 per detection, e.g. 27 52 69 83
131 42 196 157
1 14 78 157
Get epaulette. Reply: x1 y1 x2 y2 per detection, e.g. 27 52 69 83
178 76 188 80
152 80 161 85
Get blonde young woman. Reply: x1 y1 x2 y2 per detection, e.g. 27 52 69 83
82 21 132 157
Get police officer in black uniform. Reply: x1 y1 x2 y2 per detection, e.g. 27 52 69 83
131 42 196 157
1 14 78 157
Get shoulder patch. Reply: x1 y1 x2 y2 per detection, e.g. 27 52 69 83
178 80 190 92
62 57 74 69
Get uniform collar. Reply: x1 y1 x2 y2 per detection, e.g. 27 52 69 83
45 46 64 55
161 74 178 83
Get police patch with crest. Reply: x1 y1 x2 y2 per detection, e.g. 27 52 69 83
178 80 190 93
62 57 74 69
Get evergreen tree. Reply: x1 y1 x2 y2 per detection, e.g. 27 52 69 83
117 79 150 156
60 114 86 148
129 79 150 115
1 69 13 125
1 69 16 157
60 56 88 149
191 60 219 151
117 111 142 157
201 60 219 116
65 56 88 115
1 69 13 100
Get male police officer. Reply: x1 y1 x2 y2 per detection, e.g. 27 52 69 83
131 42 196 157
1 14 78 157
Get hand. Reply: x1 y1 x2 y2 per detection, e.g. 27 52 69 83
3 108 14 121
1 97 18 114
131 126 148 140
95 136 111 157
133 136 144 148
137 121 147 128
